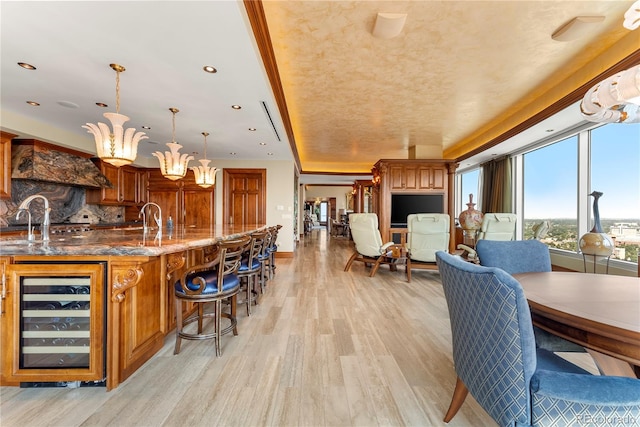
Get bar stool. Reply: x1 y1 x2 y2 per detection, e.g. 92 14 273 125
257 230 273 293
266 224 282 279
237 230 268 316
173 235 250 356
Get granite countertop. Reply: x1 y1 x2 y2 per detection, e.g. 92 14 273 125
0 224 266 257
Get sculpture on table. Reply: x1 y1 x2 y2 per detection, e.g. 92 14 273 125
579 191 614 257
458 194 483 247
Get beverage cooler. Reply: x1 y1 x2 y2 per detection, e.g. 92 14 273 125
22 277 92 369
1 261 106 387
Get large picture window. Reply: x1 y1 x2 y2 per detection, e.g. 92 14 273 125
590 123 640 262
522 136 578 251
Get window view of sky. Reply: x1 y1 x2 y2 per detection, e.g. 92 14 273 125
525 124 639 220
524 136 578 219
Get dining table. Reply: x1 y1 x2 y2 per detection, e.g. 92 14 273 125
513 271 640 378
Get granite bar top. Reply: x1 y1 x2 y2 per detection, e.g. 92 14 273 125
0 224 266 257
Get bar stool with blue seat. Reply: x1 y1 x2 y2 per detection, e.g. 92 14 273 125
237 229 268 316
173 235 250 356
258 228 273 293
266 224 282 280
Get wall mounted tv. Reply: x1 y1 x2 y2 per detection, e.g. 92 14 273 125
390 194 444 226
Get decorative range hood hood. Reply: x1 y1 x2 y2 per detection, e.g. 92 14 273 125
11 139 113 189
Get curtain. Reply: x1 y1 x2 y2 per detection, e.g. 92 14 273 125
479 156 512 213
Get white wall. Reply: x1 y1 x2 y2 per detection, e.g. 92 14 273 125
213 159 296 254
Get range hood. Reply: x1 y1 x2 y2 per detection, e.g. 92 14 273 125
11 140 113 189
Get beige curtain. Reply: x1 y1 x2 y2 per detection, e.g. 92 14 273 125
479 156 512 213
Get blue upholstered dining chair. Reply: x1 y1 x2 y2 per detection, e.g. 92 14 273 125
475 239 585 353
435 251 640 427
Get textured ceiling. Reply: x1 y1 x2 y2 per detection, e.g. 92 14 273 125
0 0 636 182
261 0 635 173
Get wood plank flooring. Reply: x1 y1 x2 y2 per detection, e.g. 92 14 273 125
0 228 594 426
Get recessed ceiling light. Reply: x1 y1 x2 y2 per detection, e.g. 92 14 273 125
546 129 554 132
26 101 40 106
57 100 79 109
231 105 241 110
230 152 237 155
96 102 108 108
248 128 256 131
142 125 151 130
18 62 36 70
259 142 267 146
267 152 274 156
203 65 217 73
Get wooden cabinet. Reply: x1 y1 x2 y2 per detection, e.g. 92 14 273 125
0 132 17 200
372 159 458 252
0 259 105 386
146 169 215 228
388 163 446 190
86 160 145 206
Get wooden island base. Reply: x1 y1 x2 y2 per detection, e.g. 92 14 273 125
0 224 266 390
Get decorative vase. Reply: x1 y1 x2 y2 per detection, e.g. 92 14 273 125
459 194 483 231
458 194 483 246
579 191 614 257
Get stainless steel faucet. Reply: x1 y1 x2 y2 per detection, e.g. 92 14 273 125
15 209 34 241
17 194 51 241
139 202 162 233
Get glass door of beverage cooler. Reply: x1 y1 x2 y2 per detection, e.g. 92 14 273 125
21 277 92 369
2 262 105 385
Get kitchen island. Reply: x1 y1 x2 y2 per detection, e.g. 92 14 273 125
0 224 266 390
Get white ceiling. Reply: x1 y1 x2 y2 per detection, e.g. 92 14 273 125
0 0 635 186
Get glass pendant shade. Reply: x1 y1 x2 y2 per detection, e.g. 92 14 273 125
152 108 193 181
191 132 219 188
83 64 147 167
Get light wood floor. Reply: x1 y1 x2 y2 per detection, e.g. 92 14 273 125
1 228 591 427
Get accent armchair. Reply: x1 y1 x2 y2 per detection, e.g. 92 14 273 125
403 213 450 280
344 213 395 277
457 212 517 260
436 251 640 427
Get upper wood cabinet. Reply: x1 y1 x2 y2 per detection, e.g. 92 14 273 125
0 132 17 200
86 160 145 206
388 163 446 190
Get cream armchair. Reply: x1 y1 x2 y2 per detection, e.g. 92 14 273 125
457 212 517 260
344 213 395 277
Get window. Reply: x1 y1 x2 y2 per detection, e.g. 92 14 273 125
522 136 578 251
460 169 481 211
590 123 640 262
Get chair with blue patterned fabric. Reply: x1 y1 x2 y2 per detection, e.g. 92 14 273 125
174 235 250 356
436 251 640 426
475 239 586 353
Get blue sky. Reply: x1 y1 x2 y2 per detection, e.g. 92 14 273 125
462 123 640 220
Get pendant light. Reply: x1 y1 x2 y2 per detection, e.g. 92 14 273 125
191 132 220 188
83 64 148 167
153 108 194 181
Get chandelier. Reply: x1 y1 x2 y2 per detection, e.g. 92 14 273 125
580 1 640 124
191 132 220 189
153 108 194 181
83 64 148 167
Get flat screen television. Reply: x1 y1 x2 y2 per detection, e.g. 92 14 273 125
390 194 444 226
